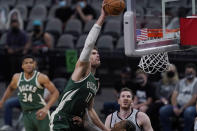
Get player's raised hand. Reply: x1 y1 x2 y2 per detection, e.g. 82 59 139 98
101 1 109 17
36 107 48 120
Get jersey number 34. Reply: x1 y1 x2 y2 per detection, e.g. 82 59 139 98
22 93 33 102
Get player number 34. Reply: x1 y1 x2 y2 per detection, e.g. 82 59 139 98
22 93 33 102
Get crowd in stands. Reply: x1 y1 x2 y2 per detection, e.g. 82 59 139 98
0 0 193 52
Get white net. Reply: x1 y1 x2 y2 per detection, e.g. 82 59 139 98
138 52 170 74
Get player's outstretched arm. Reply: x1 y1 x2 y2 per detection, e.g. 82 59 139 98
71 4 107 82
0 74 19 108
88 99 110 131
36 73 59 120
137 112 153 131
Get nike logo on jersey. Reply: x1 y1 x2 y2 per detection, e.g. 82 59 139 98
58 89 79 111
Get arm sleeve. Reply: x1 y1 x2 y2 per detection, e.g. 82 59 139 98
79 24 101 62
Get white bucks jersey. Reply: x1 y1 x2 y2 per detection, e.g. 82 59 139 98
110 109 142 131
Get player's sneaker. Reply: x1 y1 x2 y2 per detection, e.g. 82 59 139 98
0 125 13 131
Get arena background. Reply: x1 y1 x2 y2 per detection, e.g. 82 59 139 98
0 0 196 131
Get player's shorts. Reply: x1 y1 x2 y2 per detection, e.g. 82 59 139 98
23 109 50 131
50 113 85 131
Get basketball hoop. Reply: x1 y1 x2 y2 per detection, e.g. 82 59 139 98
138 52 170 74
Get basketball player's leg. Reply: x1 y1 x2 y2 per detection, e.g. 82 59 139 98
34 112 50 131
23 112 36 131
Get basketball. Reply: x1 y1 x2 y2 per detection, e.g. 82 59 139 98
103 0 125 16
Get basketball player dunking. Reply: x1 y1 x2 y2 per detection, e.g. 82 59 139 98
105 88 153 131
50 2 110 131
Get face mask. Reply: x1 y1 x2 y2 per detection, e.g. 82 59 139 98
167 71 175 78
33 27 41 33
59 1 66 7
11 26 19 33
185 73 195 80
135 77 144 85
79 1 86 8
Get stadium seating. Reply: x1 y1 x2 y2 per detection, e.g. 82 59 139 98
76 34 87 49
64 19 82 37
26 20 34 32
47 5 59 20
0 33 6 47
29 4 47 21
15 5 28 21
0 5 10 17
17 0 34 8
145 16 162 29
45 18 63 43
97 35 114 51
56 34 75 49
103 20 122 38
35 0 52 8
83 19 96 34
136 0 147 8
146 8 161 17
149 0 161 8
0 0 16 7
116 36 124 51
136 6 145 21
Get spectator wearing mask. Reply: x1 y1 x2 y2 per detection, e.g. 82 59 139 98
147 64 179 131
160 63 197 131
133 69 155 113
5 19 28 81
24 20 52 54
74 0 96 25
55 0 74 27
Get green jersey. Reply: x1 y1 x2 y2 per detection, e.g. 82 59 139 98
17 71 46 111
50 72 99 130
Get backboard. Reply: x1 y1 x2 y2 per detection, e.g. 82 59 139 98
123 0 195 57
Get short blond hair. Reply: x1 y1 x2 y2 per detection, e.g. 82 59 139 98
119 88 134 100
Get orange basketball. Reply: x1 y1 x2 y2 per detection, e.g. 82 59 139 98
103 0 125 16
